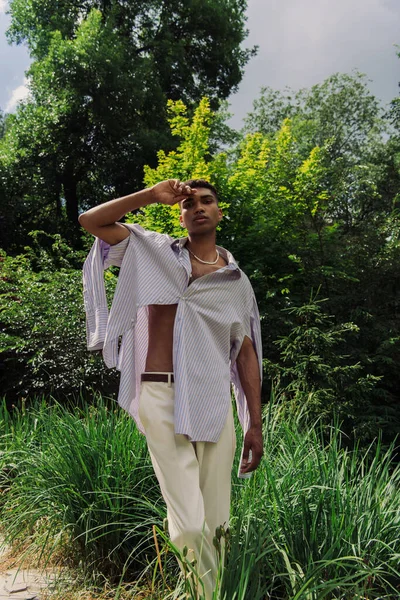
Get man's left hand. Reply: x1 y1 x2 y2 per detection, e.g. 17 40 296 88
240 425 264 475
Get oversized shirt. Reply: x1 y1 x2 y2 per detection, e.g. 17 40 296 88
83 223 262 443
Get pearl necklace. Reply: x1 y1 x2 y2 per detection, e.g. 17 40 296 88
187 247 220 265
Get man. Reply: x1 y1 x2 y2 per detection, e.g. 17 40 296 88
79 178 263 598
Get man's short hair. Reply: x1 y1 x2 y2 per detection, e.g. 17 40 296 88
183 179 219 203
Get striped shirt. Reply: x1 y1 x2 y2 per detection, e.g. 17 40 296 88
83 224 262 442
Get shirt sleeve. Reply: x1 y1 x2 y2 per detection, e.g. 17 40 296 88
231 291 263 433
103 235 130 268
249 294 263 375
82 234 129 351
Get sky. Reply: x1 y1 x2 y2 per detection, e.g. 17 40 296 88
0 0 399 129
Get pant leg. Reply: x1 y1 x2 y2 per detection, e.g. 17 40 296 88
138 383 237 598
195 402 236 562
138 381 216 598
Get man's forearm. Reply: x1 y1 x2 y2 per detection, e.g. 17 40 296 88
78 180 194 245
236 335 263 473
236 336 262 428
79 188 154 230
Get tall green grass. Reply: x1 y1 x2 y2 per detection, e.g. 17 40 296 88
1 396 399 599
220 409 400 599
0 397 164 577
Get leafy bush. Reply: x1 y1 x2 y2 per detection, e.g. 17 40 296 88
0 231 118 403
264 294 389 441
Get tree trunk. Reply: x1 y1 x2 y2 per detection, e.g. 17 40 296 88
54 172 62 219
63 161 79 228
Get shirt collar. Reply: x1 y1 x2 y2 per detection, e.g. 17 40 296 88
172 237 240 272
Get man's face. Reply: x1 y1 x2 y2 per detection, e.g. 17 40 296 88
179 187 222 235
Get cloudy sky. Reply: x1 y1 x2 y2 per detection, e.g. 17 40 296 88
1 0 399 128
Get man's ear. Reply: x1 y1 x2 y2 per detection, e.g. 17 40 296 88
218 208 223 222
179 213 185 228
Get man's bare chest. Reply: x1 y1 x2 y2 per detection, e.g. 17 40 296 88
188 255 227 284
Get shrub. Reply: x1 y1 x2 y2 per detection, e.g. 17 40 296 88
0 231 118 403
264 294 395 443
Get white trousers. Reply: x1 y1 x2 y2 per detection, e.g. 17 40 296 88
138 381 236 599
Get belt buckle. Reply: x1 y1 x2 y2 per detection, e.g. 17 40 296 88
142 372 174 386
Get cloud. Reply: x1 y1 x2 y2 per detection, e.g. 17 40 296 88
5 77 30 112
0 0 8 15
228 0 400 128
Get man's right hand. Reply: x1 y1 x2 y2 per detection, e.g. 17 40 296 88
151 179 195 205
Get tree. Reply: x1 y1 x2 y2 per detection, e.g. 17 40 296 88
8 0 254 105
1 1 255 248
244 72 383 153
0 111 5 140
244 72 389 229
265 294 382 438
389 45 400 130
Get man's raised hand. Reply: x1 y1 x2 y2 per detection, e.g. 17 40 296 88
150 179 195 206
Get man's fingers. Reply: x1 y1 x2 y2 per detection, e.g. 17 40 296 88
170 179 180 191
154 179 199 205
171 180 196 197
240 441 251 473
171 180 184 192
242 439 250 461
241 457 259 473
240 430 264 474
178 186 196 197
241 448 262 473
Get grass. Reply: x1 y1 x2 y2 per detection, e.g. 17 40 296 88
0 395 400 599
0 397 164 577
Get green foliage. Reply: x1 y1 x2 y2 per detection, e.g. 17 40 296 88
132 97 227 238
243 72 390 230
2 65 400 442
1 0 255 247
264 294 384 438
0 232 118 402
388 46 400 130
221 400 400 599
244 71 384 148
7 0 255 104
0 110 5 140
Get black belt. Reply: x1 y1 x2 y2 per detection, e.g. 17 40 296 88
141 373 175 383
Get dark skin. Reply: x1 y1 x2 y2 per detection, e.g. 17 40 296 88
79 179 263 473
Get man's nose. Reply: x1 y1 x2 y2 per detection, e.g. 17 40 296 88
194 203 205 213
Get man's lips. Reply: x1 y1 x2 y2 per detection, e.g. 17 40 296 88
193 216 208 222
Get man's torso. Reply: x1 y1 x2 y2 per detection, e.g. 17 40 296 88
145 252 228 372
